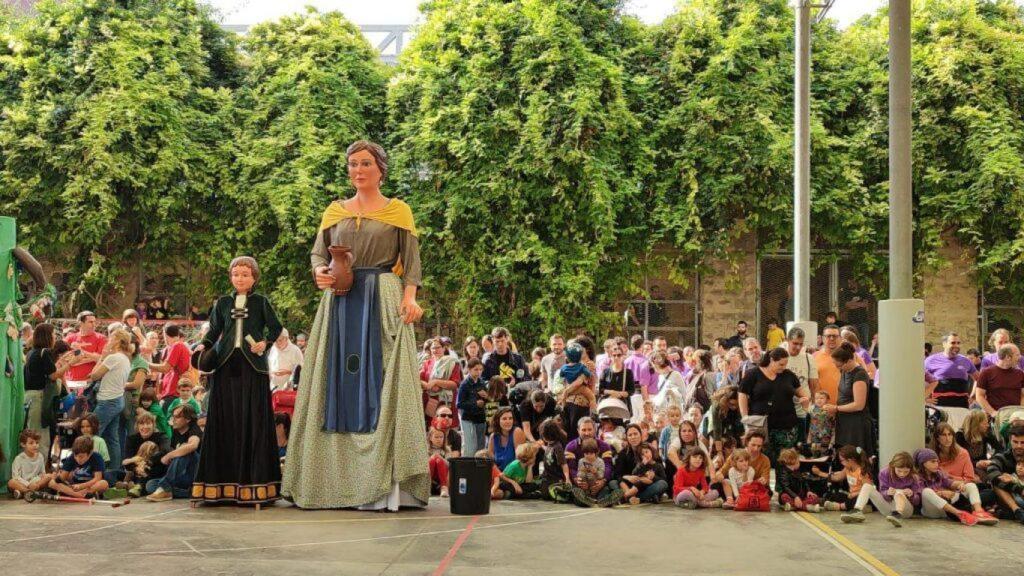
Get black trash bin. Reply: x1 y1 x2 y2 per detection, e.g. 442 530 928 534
448 457 493 515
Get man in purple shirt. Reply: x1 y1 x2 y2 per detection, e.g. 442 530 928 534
623 335 655 399
923 332 977 408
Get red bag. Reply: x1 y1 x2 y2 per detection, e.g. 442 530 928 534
272 389 297 417
735 482 771 512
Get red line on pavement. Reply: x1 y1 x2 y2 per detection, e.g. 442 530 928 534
432 515 480 576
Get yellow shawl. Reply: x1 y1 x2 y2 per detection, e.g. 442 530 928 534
318 198 418 237
318 199 418 276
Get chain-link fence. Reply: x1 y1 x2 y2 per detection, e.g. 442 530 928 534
621 274 700 347
981 286 1023 349
758 254 886 345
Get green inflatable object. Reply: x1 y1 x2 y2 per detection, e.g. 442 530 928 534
0 217 49 494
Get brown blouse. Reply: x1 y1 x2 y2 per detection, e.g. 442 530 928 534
310 216 422 287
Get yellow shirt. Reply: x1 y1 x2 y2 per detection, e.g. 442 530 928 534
766 327 785 351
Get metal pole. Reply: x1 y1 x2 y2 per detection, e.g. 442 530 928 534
889 0 913 299
793 1 811 323
879 0 924 465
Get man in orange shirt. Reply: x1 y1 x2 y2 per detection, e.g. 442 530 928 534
813 324 842 402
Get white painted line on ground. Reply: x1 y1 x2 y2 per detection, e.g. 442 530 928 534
121 509 601 556
180 539 206 557
1 506 189 544
0 507 578 525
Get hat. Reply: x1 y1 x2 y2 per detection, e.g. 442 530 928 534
913 448 938 467
191 346 218 373
565 343 583 364
1011 411 1024 423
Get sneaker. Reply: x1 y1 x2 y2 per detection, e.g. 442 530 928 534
722 499 735 510
10 489 22 500
706 498 724 509
840 509 865 524
973 510 998 526
146 488 172 502
628 496 640 505
1015 508 1024 525
956 511 977 526
823 501 843 512
680 498 697 510
127 485 142 499
805 504 821 513
783 502 793 512
439 486 449 499
885 512 902 528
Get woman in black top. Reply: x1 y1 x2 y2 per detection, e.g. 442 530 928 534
825 342 875 457
599 349 635 416
738 347 808 467
612 424 646 481
23 323 70 462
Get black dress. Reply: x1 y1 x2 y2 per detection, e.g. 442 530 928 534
192 293 283 505
834 366 875 456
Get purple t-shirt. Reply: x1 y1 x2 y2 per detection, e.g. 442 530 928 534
624 351 656 394
856 347 874 368
980 352 1024 371
923 353 976 381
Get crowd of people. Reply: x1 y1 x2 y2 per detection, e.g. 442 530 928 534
7 308 305 502
5 310 1024 528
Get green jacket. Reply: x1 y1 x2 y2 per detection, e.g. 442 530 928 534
201 291 283 374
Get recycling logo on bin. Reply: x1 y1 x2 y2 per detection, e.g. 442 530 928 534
459 477 467 495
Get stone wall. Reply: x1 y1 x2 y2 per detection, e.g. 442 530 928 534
918 233 979 349
700 231 758 344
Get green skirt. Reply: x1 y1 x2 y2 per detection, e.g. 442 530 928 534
281 273 429 509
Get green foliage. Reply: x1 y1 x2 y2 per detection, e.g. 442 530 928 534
0 0 241 311
900 0 1024 291
229 9 389 327
3 0 1024 339
388 0 650 345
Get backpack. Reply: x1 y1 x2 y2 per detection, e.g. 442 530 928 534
735 481 771 512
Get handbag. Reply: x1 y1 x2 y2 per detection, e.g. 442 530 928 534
741 414 768 433
735 481 771 512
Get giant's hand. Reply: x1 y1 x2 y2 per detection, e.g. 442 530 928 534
314 266 334 290
400 294 423 325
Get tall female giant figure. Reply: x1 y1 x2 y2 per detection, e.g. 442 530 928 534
282 141 428 510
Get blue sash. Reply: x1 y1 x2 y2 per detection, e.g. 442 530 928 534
324 268 386 433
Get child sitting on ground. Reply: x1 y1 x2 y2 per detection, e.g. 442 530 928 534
726 448 755 508
659 405 683 460
620 444 667 505
673 447 722 508
7 430 53 499
75 413 109 465
777 448 821 512
138 388 171 437
806 391 835 457
428 426 453 498
818 446 875 522
498 443 541 499
165 378 200 416
538 419 571 500
481 449 505 501
915 448 997 526
49 436 108 499
575 438 606 498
